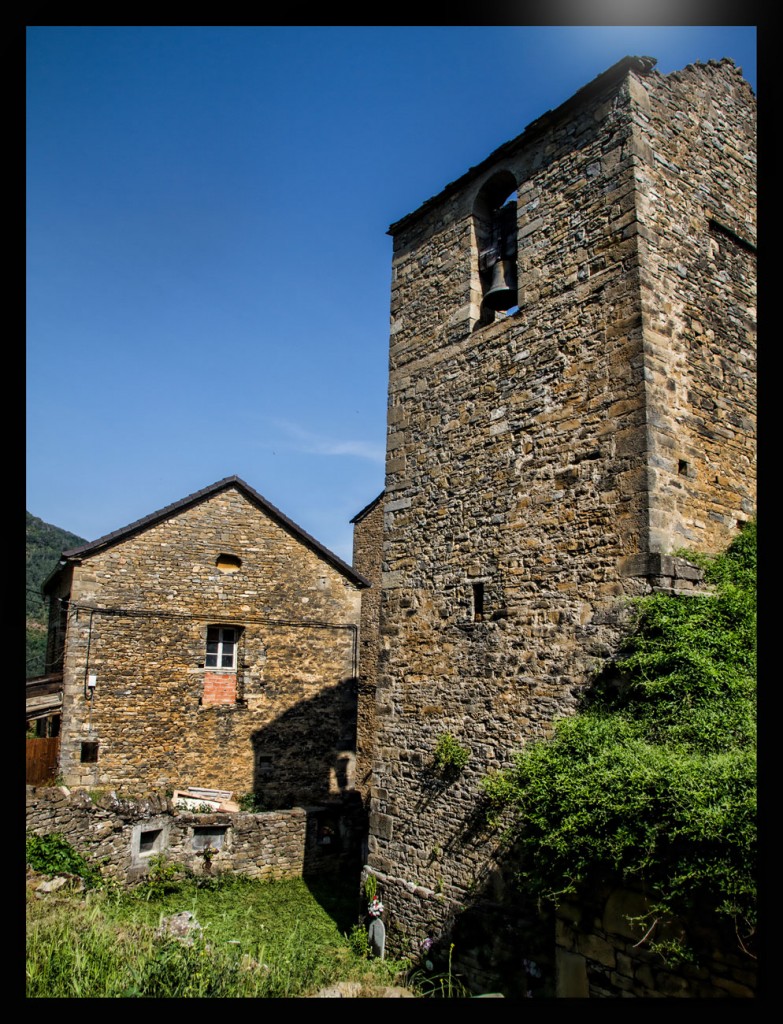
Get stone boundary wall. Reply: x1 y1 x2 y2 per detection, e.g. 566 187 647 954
555 888 757 998
26 785 307 885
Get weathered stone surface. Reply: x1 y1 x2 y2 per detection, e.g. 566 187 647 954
553 883 758 999
602 888 651 941
360 56 756 997
155 911 203 945
26 784 313 885
556 949 590 998
47 481 365 806
351 493 384 809
309 982 416 998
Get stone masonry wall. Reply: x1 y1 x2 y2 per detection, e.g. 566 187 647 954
555 886 756 998
351 495 384 807
26 785 307 885
631 59 756 554
56 486 362 806
365 57 756 992
373 59 654 961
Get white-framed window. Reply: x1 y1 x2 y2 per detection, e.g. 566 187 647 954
206 626 238 670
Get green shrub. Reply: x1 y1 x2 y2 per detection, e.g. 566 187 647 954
482 522 757 961
26 832 102 888
433 732 470 775
347 923 371 959
238 792 266 812
132 854 188 900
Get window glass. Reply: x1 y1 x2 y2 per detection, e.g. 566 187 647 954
206 626 237 670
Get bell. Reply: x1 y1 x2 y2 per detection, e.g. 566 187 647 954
482 258 517 312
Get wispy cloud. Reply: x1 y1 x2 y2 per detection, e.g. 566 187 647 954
264 418 386 464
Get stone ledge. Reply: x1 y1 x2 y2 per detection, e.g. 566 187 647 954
619 552 708 593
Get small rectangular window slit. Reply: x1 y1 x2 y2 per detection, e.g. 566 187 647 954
473 583 485 622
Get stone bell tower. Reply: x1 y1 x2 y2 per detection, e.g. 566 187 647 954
362 55 756 991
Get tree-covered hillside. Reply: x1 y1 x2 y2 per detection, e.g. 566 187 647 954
26 512 86 678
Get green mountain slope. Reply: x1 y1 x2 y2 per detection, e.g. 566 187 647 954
26 512 87 678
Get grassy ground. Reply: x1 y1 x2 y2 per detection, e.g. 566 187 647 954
26 863 420 998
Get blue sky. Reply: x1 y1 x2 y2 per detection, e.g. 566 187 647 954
26 24 757 564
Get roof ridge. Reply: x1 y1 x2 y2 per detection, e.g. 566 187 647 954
46 476 370 592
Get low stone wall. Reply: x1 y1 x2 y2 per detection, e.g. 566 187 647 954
555 888 757 998
26 785 307 885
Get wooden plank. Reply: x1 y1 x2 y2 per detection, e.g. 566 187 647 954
26 736 60 785
26 693 63 713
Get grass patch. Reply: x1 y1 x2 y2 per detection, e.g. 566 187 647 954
27 868 416 998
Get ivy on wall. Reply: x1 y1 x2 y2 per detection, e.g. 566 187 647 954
482 522 757 960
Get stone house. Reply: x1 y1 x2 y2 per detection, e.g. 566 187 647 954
43 475 370 815
359 54 756 995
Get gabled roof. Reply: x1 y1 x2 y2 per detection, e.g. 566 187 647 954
350 491 385 525
43 475 370 592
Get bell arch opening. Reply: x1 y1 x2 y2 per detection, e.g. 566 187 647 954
472 170 518 327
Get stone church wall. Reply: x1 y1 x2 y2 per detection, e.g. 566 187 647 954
364 56 756 996
351 495 385 808
628 60 756 554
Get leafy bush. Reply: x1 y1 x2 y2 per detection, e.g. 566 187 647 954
348 923 371 959
433 733 470 776
238 792 266 812
482 522 757 959
26 832 102 888
132 855 189 900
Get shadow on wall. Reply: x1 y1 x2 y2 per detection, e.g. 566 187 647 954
248 676 367 884
395 783 556 998
249 676 359 810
